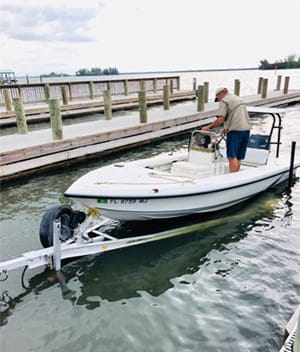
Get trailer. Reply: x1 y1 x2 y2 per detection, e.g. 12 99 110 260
0 212 199 281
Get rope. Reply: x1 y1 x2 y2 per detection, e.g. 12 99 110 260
96 172 194 185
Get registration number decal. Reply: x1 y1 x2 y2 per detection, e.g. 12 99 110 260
97 198 148 205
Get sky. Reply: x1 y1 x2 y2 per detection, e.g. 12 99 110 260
0 0 299 76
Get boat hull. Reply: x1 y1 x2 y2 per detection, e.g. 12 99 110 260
67 168 291 221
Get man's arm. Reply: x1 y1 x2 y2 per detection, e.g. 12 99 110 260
201 116 224 131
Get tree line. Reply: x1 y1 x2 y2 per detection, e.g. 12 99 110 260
75 67 119 76
259 54 300 70
41 67 119 77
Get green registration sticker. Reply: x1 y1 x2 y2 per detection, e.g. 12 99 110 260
97 198 108 204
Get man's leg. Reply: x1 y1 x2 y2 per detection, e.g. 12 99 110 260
228 158 240 172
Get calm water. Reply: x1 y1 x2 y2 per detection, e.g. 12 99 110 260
0 70 300 352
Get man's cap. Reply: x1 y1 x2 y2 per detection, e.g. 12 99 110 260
215 87 227 96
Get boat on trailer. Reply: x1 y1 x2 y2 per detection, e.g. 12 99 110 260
64 106 299 221
0 106 298 277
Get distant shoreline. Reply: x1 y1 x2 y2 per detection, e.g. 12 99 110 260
16 67 258 78
121 67 258 75
16 66 300 79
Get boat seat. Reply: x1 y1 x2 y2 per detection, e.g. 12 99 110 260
242 148 270 166
171 161 211 178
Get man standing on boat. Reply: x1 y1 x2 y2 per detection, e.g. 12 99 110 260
201 87 251 173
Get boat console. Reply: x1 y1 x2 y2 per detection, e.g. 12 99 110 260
171 131 228 177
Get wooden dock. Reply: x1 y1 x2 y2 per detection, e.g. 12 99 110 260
1 90 299 183
0 75 181 106
0 90 195 128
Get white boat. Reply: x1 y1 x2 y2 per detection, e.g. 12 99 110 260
64 107 299 221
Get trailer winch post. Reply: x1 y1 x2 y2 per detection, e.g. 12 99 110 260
53 220 62 271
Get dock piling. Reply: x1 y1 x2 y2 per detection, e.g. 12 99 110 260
177 77 180 91
193 78 197 92
204 82 209 103
170 80 174 94
17 86 22 99
44 84 50 101
123 80 129 96
139 80 145 91
13 98 28 134
48 99 63 140
197 85 205 112
153 78 157 93
61 86 68 105
88 81 95 99
261 78 268 98
234 79 240 96
257 77 263 94
68 83 73 101
163 85 170 110
276 75 282 91
138 90 147 123
283 76 290 94
103 90 112 120
3 89 12 112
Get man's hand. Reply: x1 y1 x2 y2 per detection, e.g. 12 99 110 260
201 126 210 131
221 128 227 136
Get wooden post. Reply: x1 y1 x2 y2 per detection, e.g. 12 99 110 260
26 75 29 84
193 78 197 91
13 98 28 134
170 79 174 94
276 75 282 91
88 81 94 99
261 78 268 98
44 84 50 101
153 78 157 93
177 77 180 91
106 82 111 91
197 85 205 112
17 86 22 99
61 86 68 105
3 89 12 112
204 81 209 102
139 80 145 91
234 79 240 96
123 80 129 96
68 83 73 101
138 90 147 123
283 76 290 94
103 90 112 120
257 77 263 94
163 85 170 110
48 99 63 140
40 75 43 83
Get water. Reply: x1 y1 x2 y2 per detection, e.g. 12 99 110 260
16 69 300 94
0 70 300 352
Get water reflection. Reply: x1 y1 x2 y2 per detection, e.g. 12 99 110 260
1 185 294 324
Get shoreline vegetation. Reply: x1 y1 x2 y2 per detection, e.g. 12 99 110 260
31 55 300 78
41 67 119 78
259 54 300 70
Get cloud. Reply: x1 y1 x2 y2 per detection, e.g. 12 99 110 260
0 1 104 42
